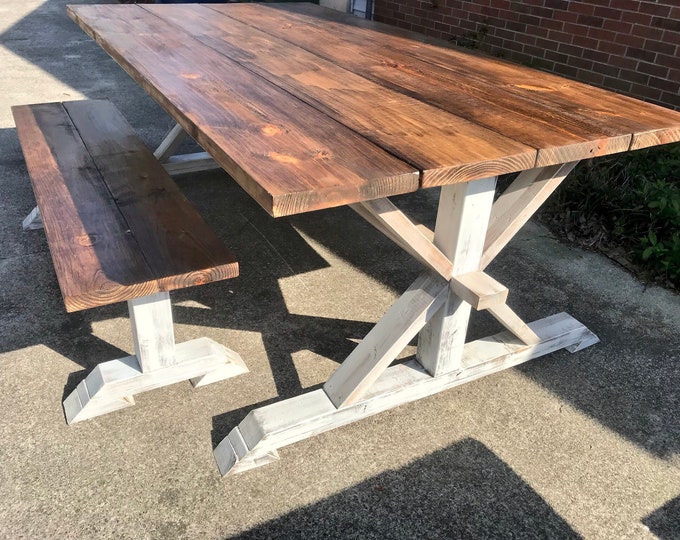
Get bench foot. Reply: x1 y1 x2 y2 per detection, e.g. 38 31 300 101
64 337 248 424
214 312 597 476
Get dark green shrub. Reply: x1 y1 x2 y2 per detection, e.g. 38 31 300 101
541 142 680 288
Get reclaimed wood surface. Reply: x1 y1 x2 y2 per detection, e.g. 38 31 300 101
12 100 238 311
67 4 419 217
67 3 680 216
140 3 537 188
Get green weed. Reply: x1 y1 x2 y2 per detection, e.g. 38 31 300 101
541 142 680 288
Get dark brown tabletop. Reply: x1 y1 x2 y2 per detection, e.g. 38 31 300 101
68 2 680 217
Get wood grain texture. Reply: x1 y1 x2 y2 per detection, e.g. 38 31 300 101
449 271 508 311
269 4 680 155
12 100 238 311
216 3 631 167
67 4 418 217
140 3 536 188
66 3 680 215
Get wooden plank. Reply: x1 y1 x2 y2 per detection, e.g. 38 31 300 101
216 3 634 168
215 312 598 475
163 152 220 176
350 203 508 311
62 99 238 291
128 292 176 372
481 162 578 270
323 271 450 408
67 5 419 217
417 177 496 376
215 427 281 475
264 4 680 154
12 100 240 311
12 102 158 311
154 123 187 163
487 303 541 345
450 271 508 311
139 4 537 186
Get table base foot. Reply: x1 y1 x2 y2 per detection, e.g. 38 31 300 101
63 337 248 424
214 312 597 476
162 152 220 176
214 427 281 476
22 206 43 230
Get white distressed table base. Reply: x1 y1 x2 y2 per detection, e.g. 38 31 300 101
215 312 598 475
154 123 220 175
212 162 601 476
64 337 248 424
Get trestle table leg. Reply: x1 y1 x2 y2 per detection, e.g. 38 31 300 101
213 163 600 476
417 177 497 376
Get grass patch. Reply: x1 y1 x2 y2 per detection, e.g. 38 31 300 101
538 142 680 290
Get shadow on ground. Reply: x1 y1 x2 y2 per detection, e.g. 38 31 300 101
233 438 580 539
643 495 680 540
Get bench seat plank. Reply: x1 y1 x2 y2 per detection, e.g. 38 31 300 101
12 100 238 312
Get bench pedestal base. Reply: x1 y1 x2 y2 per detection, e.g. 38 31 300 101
64 337 247 424
63 291 248 424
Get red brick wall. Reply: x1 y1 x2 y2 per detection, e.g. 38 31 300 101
374 0 680 110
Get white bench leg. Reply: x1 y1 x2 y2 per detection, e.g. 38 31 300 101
22 206 43 230
62 291 248 424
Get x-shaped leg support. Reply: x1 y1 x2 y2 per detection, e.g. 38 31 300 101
214 162 599 475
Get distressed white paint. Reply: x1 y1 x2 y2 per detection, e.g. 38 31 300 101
128 292 176 372
418 177 497 376
22 206 43 230
63 337 248 424
153 123 187 162
162 152 220 175
323 270 449 408
215 313 598 476
482 162 578 269
450 271 508 310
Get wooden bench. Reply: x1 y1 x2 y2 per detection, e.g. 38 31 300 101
12 99 248 424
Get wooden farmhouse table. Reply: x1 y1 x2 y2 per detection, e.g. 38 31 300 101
68 2 680 475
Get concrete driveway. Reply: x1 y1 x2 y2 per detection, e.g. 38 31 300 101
1 1 678 538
